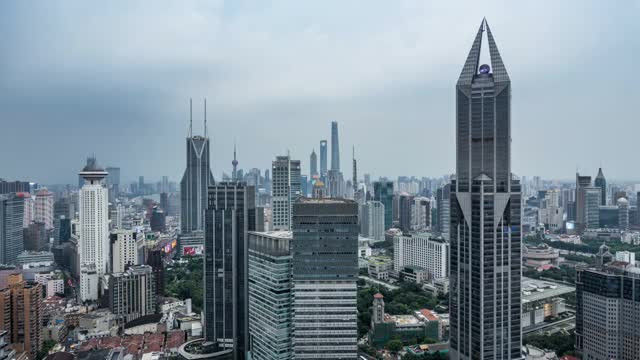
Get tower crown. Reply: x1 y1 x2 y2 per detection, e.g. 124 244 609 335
457 18 509 86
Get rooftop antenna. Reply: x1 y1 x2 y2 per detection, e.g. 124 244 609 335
204 98 207 138
189 98 193 137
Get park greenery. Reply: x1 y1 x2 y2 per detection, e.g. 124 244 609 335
524 332 576 357
165 256 204 313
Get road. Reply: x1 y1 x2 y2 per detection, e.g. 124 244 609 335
524 315 576 335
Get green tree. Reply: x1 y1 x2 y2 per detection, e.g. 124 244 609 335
386 339 403 353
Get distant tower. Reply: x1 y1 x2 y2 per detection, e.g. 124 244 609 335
331 121 340 171
594 167 606 206
319 140 328 178
310 149 318 178
180 99 215 234
232 143 239 181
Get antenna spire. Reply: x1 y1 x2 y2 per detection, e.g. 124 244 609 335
204 98 207 138
189 98 193 137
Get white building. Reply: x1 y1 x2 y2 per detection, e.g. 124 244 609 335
78 158 110 302
47 279 64 297
411 197 431 231
111 230 139 273
34 188 54 230
80 264 99 301
615 251 636 265
394 233 448 279
360 201 385 241
538 189 564 231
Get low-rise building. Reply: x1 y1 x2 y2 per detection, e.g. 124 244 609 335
368 256 392 281
521 277 574 330
369 294 441 348
523 245 560 268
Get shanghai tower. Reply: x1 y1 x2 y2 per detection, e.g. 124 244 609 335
450 19 522 360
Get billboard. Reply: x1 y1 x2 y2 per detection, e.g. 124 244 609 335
183 246 203 256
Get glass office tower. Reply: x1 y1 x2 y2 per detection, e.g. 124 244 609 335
449 19 522 360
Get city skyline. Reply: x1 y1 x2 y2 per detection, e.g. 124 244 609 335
1 1 638 184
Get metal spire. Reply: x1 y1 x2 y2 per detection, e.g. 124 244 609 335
189 98 193 137
204 98 207 138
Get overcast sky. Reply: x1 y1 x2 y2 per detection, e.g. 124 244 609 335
1 1 638 185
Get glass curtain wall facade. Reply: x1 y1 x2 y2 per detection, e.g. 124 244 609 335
204 182 257 360
450 19 522 360
291 198 359 359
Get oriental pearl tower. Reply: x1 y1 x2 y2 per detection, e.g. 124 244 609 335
232 143 239 181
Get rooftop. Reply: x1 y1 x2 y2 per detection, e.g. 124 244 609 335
522 277 575 303
417 309 439 322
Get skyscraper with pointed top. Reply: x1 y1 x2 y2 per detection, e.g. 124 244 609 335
180 99 215 234
232 143 239 181
450 19 523 359
594 167 606 206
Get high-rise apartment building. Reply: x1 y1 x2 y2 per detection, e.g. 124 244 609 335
0 181 29 195
538 189 564 231
373 181 393 231
394 233 448 279
325 170 344 198
108 265 156 323
436 184 451 241
450 20 522 359
398 193 414 233
110 230 139 273
8 274 42 360
412 197 431 231
180 99 215 234
247 231 293 360
575 173 592 233
34 189 53 231
319 140 328 179
145 249 165 297
78 158 110 302
584 187 601 229
204 182 258 359
360 201 385 241
617 197 629 230
271 156 301 231
0 194 24 265
291 198 358 359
